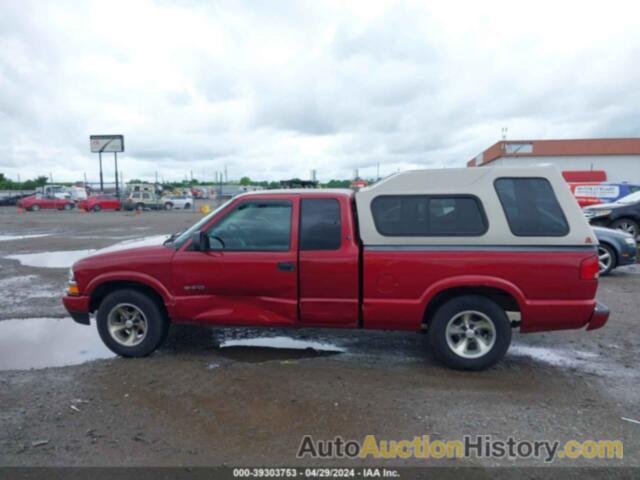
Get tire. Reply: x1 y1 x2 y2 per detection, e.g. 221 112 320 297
164 202 173 210
611 218 639 238
597 243 617 276
135 203 145 211
93 205 102 212
31 204 40 212
184 203 191 209
63 203 73 211
428 295 511 371
96 289 169 357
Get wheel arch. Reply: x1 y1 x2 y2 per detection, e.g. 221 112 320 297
421 277 524 329
87 275 174 318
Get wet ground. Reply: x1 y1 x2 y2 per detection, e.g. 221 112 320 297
0 205 639 469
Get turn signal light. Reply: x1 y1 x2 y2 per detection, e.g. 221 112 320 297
580 256 599 280
67 283 80 296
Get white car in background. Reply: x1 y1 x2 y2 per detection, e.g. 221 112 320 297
161 194 194 210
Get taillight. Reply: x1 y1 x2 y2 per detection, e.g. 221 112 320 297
580 255 599 280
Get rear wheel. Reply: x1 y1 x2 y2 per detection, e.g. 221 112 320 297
135 203 145 211
184 203 191 209
30 204 41 212
96 289 169 357
164 202 173 210
63 203 73 210
428 295 511 370
611 218 639 238
93 204 102 212
597 243 616 276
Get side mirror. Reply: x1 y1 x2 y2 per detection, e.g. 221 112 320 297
191 231 210 251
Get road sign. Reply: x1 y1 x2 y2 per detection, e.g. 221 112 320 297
90 135 124 153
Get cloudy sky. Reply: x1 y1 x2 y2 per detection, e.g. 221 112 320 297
1 0 639 183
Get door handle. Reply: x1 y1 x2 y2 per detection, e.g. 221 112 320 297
277 262 295 272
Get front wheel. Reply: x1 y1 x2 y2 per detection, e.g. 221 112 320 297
597 244 616 276
96 289 169 357
184 203 191 209
63 203 73 210
93 205 102 212
428 295 511 370
164 202 173 210
30 204 41 212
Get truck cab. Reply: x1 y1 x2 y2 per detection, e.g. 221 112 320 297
63 166 608 370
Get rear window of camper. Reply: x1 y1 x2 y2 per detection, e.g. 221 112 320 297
371 195 487 236
494 178 569 236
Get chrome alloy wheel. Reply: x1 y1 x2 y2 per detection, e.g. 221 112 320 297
617 221 637 237
107 303 148 347
445 310 497 359
597 246 612 273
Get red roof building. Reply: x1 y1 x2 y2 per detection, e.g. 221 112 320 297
467 138 640 184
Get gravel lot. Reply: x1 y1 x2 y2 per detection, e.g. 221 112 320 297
0 205 639 470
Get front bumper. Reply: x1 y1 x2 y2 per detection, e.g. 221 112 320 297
617 244 638 267
586 301 610 331
62 295 91 325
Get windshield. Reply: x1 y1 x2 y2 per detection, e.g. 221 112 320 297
615 191 640 204
170 199 233 248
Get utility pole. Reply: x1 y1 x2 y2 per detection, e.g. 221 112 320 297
224 165 228 183
376 162 380 181
114 152 119 197
99 152 104 192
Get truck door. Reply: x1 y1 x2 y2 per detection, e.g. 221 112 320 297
298 196 360 327
171 196 299 326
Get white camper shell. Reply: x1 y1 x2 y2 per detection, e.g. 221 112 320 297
355 166 596 247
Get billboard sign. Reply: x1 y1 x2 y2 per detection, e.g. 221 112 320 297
90 135 124 153
574 185 620 199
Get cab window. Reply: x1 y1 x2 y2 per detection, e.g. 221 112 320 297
206 200 292 251
300 198 341 250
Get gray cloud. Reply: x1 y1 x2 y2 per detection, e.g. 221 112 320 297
0 0 639 183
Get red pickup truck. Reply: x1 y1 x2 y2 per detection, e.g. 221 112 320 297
63 167 608 370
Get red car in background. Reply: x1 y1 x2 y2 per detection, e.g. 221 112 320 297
18 194 75 211
77 195 122 212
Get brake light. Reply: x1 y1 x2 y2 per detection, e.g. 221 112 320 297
580 255 599 280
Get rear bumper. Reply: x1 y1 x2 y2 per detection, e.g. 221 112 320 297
586 301 610 331
63 295 91 325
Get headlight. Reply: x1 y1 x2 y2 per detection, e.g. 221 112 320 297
67 268 79 296
587 209 612 218
624 237 637 246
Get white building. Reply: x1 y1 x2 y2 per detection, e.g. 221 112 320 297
468 138 640 184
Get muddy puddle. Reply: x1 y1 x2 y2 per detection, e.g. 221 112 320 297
0 234 51 242
5 250 94 268
0 317 114 370
216 336 345 363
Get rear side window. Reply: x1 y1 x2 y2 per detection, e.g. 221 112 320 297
371 195 487 236
300 198 341 250
494 178 569 236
